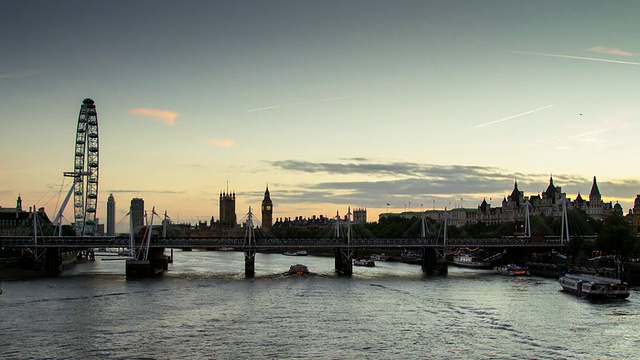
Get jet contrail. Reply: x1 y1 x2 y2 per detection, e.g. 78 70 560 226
475 104 555 128
509 50 640 66
247 95 361 113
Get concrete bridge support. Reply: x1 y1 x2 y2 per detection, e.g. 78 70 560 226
44 248 62 272
334 248 353 276
421 248 448 275
244 249 256 278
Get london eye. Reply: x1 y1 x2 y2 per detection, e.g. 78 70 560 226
63 98 100 236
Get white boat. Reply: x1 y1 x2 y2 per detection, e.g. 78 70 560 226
353 258 375 267
494 264 530 276
370 253 393 261
283 250 307 256
559 273 630 299
400 250 422 264
118 249 134 257
453 253 492 269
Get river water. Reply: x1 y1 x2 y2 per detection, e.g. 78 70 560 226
1 251 638 359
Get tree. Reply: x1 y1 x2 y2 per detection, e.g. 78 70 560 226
597 214 635 256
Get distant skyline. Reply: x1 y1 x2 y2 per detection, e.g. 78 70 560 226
2 1 640 230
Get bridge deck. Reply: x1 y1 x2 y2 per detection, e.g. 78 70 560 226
0 236 568 249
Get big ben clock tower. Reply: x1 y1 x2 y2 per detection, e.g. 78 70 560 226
261 185 273 230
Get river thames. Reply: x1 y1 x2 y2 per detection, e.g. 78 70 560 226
1 251 638 359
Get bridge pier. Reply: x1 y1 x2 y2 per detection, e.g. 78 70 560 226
334 248 353 276
44 248 62 272
244 249 256 278
421 248 448 275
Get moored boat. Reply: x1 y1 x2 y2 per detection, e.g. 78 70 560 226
559 273 630 299
283 250 307 256
453 253 492 269
370 253 394 261
401 250 422 264
494 264 530 276
353 258 375 267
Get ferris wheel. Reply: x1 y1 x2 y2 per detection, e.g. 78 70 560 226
64 98 100 236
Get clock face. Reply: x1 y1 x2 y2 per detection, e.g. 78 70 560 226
266 205 271 210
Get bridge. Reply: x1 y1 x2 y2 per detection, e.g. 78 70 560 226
0 232 570 277
0 235 566 249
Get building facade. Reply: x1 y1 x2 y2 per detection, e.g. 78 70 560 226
130 198 145 231
106 193 115 236
379 176 615 227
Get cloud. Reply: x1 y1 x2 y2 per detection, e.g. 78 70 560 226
106 189 185 194
129 108 179 125
474 105 555 128
261 159 637 213
587 46 635 56
200 138 235 147
0 73 20 79
568 128 609 143
509 50 640 66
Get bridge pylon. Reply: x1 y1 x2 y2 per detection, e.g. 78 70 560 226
244 207 257 278
333 209 354 276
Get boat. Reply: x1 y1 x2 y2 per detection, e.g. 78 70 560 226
453 253 492 269
401 250 422 264
370 253 394 261
283 250 307 256
288 264 310 275
118 249 134 257
559 273 630 299
353 258 375 267
494 264 530 276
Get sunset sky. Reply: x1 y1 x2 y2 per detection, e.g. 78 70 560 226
1 1 640 231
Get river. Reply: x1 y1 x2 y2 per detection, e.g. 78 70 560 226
1 251 638 359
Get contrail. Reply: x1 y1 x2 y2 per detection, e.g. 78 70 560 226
509 50 640 66
247 95 361 113
475 104 555 128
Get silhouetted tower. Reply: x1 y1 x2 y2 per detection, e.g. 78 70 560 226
16 194 22 211
219 190 236 228
130 198 145 231
261 185 273 230
107 193 115 236
353 207 367 224
589 176 602 204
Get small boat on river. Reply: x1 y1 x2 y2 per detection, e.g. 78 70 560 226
453 253 492 269
559 273 630 299
353 258 375 267
401 250 422 264
288 264 310 275
494 264 530 276
283 250 307 256
370 253 394 261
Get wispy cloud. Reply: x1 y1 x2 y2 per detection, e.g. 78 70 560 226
105 189 185 194
568 128 609 143
264 159 637 210
587 46 635 57
509 50 640 66
0 73 20 79
199 138 235 147
129 108 179 125
247 95 362 113
474 105 555 129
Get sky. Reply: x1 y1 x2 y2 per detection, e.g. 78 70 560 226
1 0 640 231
